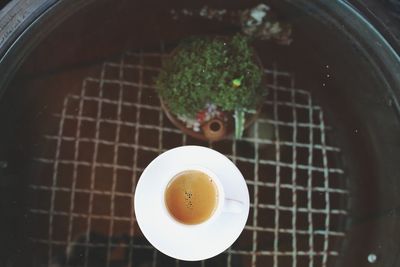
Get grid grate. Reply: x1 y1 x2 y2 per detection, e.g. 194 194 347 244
27 49 348 267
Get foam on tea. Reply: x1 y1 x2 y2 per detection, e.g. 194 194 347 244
164 170 218 225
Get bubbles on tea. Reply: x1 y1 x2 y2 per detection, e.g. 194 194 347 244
184 191 193 209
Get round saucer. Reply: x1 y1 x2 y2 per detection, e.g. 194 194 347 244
134 146 250 261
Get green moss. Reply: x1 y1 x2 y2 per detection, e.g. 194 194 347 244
155 34 264 118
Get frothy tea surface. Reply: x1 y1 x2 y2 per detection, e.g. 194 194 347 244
164 170 218 225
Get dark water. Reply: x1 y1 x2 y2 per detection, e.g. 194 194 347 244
1 1 397 267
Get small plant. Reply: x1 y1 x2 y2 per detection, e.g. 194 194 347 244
156 34 264 138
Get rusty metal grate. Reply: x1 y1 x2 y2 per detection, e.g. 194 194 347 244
27 48 348 267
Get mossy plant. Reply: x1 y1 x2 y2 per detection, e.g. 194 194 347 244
156 34 264 138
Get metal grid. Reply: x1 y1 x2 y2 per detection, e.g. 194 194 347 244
27 49 348 267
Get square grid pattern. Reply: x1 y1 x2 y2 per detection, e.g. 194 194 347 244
27 50 348 267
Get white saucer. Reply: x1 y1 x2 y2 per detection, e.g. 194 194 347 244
134 146 250 261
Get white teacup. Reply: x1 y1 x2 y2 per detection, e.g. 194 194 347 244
161 165 244 228
134 146 250 261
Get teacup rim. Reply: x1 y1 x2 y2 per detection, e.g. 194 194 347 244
161 164 225 228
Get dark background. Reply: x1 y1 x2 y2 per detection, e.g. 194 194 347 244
0 0 399 51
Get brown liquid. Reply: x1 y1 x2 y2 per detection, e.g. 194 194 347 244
164 170 218 225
